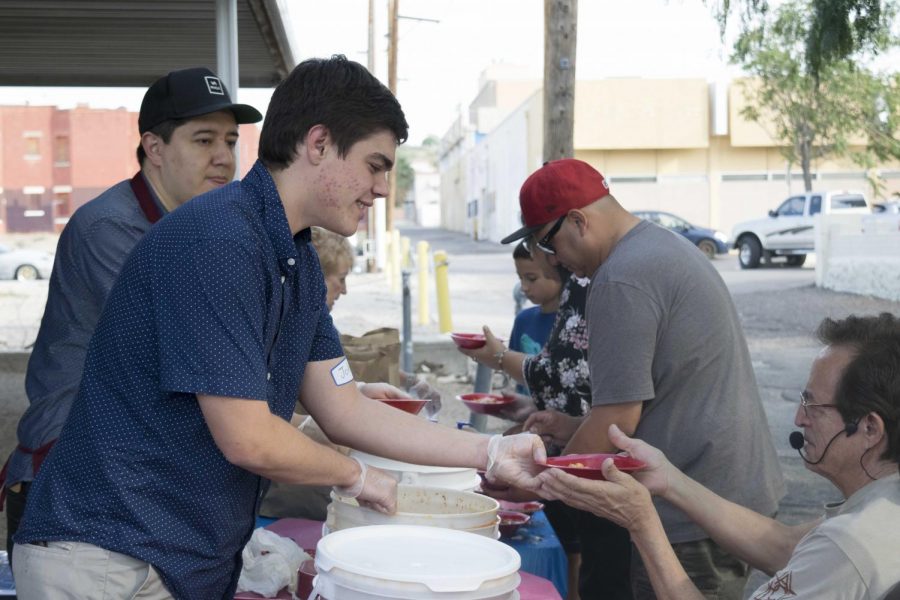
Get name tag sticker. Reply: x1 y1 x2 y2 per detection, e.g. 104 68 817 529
331 358 353 386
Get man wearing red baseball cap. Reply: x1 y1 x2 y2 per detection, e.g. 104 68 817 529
503 159 785 600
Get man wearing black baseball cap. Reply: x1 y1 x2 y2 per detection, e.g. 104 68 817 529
2 67 262 565
498 159 785 599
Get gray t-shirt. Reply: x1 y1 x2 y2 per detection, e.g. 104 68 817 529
587 220 784 543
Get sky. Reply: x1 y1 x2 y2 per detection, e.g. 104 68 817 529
0 0 746 145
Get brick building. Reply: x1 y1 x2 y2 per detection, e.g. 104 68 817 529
0 105 260 233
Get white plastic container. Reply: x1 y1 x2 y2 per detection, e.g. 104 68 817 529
329 486 499 533
350 450 481 492
313 525 521 599
327 505 501 539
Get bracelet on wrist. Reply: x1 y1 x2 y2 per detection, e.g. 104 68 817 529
493 347 508 371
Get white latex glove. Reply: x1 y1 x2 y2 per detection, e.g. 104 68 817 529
408 378 442 417
485 432 546 491
358 381 411 400
334 456 398 514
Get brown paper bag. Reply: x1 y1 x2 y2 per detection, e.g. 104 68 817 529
339 327 401 387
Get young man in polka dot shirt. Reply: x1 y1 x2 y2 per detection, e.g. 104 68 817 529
1 67 261 563
12 56 547 600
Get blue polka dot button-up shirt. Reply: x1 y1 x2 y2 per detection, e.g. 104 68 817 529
16 160 344 599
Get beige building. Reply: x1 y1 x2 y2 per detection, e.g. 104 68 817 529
439 71 900 243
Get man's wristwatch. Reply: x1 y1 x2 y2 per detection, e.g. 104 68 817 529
493 347 508 370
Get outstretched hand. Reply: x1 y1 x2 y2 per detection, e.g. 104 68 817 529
359 382 411 400
456 325 505 368
523 409 582 447
606 424 671 496
535 456 656 534
486 432 547 491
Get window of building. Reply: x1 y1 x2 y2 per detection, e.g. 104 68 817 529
55 136 70 165
54 192 72 217
24 133 41 159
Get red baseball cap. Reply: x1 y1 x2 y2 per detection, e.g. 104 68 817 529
501 159 610 244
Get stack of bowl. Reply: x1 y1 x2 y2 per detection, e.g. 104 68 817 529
327 485 501 539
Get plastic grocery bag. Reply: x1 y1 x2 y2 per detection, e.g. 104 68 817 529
236 528 311 598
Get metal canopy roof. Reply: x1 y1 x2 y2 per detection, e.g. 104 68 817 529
0 0 295 88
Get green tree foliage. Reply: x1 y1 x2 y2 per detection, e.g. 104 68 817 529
732 0 900 194
712 0 897 77
394 152 415 207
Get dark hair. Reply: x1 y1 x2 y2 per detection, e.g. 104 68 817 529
136 118 187 165
259 55 409 170
817 313 900 466
513 241 532 260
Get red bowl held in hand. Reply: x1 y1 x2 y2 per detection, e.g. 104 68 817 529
542 453 646 480
379 398 428 415
499 500 544 515
450 333 487 349
457 393 515 415
498 510 530 537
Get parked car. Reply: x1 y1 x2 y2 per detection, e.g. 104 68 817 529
633 210 729 259
730 190 870 269
873 200 900 214
0 244 54 281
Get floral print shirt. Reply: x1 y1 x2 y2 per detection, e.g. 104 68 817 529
522 274 591 417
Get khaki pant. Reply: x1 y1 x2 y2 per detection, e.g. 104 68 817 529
13 541 173 600
631 537 750 600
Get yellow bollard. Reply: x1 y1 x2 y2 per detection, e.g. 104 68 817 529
417 241 429 325
400 236 411 269
391 229 402 293
434 250 453 333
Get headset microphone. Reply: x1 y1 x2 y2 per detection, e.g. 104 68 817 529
789 420 859 464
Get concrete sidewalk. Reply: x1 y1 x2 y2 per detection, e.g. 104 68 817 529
331 221 521 344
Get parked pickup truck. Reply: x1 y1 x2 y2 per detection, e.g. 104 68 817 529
731 190 870 269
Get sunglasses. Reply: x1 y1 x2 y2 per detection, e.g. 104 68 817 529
524 215 566 255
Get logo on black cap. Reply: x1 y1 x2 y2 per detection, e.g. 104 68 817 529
205 76 225 96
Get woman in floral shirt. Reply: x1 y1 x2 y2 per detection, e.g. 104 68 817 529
523 273 591 418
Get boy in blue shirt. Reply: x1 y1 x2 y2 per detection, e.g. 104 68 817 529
508 241 562 395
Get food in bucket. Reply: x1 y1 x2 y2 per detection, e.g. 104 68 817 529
541 453 646 481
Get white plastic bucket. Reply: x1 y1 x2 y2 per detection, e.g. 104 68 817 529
329 486 499 532
312 525 521 599
327 505 501 539
350 450 481 492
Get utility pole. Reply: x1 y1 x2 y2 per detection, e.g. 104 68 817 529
367 0 383 272
543 0 578 161
386 0 399 233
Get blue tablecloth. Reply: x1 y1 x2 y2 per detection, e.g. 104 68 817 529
501 509 568 598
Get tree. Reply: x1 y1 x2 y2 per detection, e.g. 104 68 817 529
733 0 900 194
393 152 415 207
712 0 898 77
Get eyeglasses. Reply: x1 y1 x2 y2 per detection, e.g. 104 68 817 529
799 390 838 418
525 215 566 255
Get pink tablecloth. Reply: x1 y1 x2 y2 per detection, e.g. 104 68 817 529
234 518 562 600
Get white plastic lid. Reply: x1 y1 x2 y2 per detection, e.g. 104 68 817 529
315 525 521 592
350 450 476 474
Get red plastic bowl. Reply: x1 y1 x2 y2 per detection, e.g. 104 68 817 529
297 556 317 599
379 398 428 415
498 510 530 537
542 453 646 480
450 333 487 349
457 393 515 415
499 500 544 515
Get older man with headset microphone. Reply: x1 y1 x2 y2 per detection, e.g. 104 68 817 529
538 312 900 599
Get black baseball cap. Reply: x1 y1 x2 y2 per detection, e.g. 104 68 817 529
138 67 263 133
